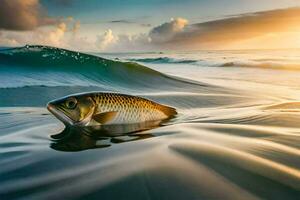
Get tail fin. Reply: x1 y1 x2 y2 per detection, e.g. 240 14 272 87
160 105 177 117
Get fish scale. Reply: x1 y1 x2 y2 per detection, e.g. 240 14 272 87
93 93 172 124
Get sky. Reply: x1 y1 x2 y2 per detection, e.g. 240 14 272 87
0 0 300 52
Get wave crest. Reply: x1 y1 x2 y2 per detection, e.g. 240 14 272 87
128 57 198 64
0 45 209 93
220 61 300 70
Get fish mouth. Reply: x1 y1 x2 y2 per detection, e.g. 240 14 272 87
47 103 74 126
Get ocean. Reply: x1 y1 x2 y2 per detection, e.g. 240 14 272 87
0 45 299 199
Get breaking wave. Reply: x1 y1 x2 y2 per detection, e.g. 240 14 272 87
0 45 218 106
0 45 207 89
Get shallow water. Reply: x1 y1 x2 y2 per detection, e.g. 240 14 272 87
0 46 299 199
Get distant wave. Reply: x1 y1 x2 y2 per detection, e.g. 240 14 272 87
219 61 300 70
128 57 198 64
128 56 300 70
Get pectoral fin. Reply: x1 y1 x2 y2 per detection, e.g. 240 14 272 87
92 111 117 124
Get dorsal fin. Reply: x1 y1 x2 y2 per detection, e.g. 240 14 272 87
92 111 117 124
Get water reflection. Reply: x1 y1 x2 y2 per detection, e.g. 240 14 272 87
50 121 164 152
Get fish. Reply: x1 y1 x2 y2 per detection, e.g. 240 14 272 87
47 92 177 135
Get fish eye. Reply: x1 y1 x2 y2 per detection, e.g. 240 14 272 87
65 98 77 109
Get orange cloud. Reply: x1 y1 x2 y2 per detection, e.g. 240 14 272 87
0 0 58 31
157 7 300 50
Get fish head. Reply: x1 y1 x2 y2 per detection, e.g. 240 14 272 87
47 94 96 126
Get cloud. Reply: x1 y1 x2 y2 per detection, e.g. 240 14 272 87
109 20 134 24
0 0 58 31
71 21 81 34
0 32 19 46
45 23 67 46
149 18 188 43
105 8 300 51
97 29 118 50
157 7 300 49
107 33 152 52
94 29 152 52
2 7 300 51
0 16 86 49
106 19 152 27
0 22 69 47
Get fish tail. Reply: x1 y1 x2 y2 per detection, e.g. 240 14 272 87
159 105 177 117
